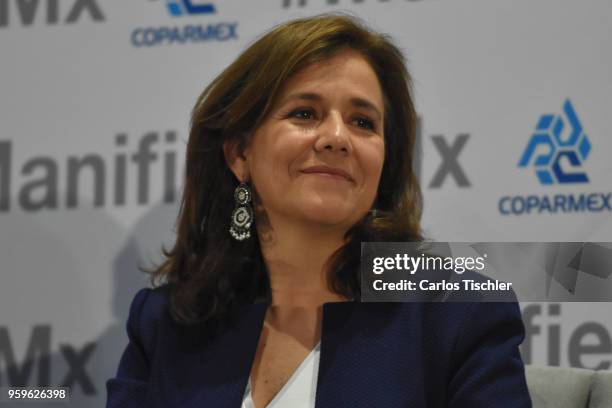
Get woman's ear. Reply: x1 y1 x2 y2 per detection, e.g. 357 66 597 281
223 139 249 183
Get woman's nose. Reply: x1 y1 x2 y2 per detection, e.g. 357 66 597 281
313 112 353 155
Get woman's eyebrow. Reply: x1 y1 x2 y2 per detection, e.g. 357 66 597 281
280 92 321 105
350 97 382 120
279 92 382 119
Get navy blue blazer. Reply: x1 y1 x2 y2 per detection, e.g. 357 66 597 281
107 286 532 407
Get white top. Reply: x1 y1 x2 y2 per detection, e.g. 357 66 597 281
241 342 321 408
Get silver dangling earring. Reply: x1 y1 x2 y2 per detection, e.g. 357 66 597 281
229 182 253 241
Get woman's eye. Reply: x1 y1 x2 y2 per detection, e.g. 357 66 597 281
290 109 315 120
354 117 375 131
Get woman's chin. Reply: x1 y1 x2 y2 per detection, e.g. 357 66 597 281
296 207 363 230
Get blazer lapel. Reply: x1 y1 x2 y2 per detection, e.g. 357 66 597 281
161 303 267 407
315 302 421 408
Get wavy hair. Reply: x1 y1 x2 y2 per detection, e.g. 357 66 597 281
152 14 422 324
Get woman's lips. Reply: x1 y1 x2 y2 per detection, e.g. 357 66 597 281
300 166 354 182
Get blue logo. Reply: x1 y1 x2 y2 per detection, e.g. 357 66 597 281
166 0 216 17
131 0 237 47
518 99 591 184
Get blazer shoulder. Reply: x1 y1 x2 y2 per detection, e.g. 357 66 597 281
127 286 171 356
107 286 172 406
132 286 170 320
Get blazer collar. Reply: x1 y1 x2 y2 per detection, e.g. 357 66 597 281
170 301 388 407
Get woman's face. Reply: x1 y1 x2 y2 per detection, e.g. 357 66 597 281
238 49 385 233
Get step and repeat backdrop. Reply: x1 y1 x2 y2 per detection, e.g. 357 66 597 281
1 0 611 406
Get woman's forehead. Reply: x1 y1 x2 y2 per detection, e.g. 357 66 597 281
274 50 384 111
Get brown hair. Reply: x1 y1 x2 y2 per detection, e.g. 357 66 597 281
152 14 422 324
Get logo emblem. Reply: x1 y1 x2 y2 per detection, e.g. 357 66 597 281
165 0 216 16
518 99 591 184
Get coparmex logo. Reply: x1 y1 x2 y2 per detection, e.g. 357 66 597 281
132 0 236 47
164 0 216 16
518 99 591 185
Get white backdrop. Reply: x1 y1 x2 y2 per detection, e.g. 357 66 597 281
1 0 611 406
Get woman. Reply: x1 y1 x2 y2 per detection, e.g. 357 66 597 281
107 14 531 407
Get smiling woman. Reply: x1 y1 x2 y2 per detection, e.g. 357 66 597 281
226 49 386 235
106 14 531 408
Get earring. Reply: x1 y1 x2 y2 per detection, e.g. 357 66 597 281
229 182 253 241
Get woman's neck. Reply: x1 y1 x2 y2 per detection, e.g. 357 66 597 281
256 215 350 308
